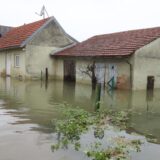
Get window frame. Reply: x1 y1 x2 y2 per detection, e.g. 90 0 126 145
14 55 20 68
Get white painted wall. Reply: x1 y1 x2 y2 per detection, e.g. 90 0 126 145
25 45 56 79
55 58 131 89
54 58 64 80
0 49 26 79
0 52 6 76
132 38 160 90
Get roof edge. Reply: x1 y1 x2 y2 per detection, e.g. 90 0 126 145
51 42 77 56
20 17 53 47
53 54 131 58
0 45 23 51
51 16 78 43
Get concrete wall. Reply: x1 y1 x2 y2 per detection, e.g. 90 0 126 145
25 45 55 79
54 58 64 80
0 18 76 80
132 38 160 90
0 49 26 78
55 57 131 89
76 58 131 89
0 52 6 75
28 19 73 47
24 19 75 79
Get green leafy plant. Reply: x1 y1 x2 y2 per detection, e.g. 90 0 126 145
51 105 142 160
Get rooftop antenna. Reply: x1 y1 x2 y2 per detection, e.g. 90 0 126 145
35 5 49 19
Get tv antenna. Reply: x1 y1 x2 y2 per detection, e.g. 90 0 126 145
35 5 49 19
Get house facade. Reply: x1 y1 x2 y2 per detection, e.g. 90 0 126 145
0 17 77 80
52 27 160 90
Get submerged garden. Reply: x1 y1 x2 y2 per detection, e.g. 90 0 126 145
51 104 142 160
0 79 159 160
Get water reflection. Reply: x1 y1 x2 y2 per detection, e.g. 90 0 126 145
0 78 160 144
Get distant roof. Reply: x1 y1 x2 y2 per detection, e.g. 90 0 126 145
0 25 12 37
0 18 50 50
53 26 160 57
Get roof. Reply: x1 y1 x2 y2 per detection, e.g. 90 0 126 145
0 25 12 37
0 18 50 50
53 26 160 57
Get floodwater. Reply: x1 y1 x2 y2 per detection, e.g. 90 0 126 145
0 77 160 160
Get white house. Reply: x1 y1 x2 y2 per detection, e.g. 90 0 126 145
0 17 77 80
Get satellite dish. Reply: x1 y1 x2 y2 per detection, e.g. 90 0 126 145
35 5 49 19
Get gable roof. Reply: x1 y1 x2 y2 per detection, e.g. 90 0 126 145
0 17 50 50
53 26 160 57
0 18 48 50
0 17 78 51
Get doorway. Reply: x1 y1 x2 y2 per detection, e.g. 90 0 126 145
5 53 11 76
147 76 154 90
108 64 117 88
95 63 105 84
64 60 76 82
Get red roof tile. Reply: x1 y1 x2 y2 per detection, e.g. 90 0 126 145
0 18 49 50
53 27 160 57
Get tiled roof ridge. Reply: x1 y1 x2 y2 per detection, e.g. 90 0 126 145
92 26 160 39
53 26 160 57
13 17 50 29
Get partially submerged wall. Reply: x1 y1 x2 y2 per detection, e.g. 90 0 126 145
132 38 160 90
25 18 75 80
55 57 131 89
0 49 26 79
76 58 131 89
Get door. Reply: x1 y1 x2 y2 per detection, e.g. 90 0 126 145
147 76 154 90
6 53 11 76
64 60 76 82
108 64 117 88
95 63 105 84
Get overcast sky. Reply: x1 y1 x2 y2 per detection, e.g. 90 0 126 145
1 0 160 41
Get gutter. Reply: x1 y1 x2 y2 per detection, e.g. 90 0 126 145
0 45 24 52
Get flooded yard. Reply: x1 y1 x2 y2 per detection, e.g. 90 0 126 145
0 78 160 160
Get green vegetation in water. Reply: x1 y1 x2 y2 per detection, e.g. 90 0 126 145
51 105 142 160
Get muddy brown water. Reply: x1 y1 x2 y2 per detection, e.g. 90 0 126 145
0 78 160 160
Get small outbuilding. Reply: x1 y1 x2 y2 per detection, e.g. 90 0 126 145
52 27 160 90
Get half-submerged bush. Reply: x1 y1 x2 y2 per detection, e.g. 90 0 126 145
51 105 142 160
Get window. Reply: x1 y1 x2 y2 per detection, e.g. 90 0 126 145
15 55 20 67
